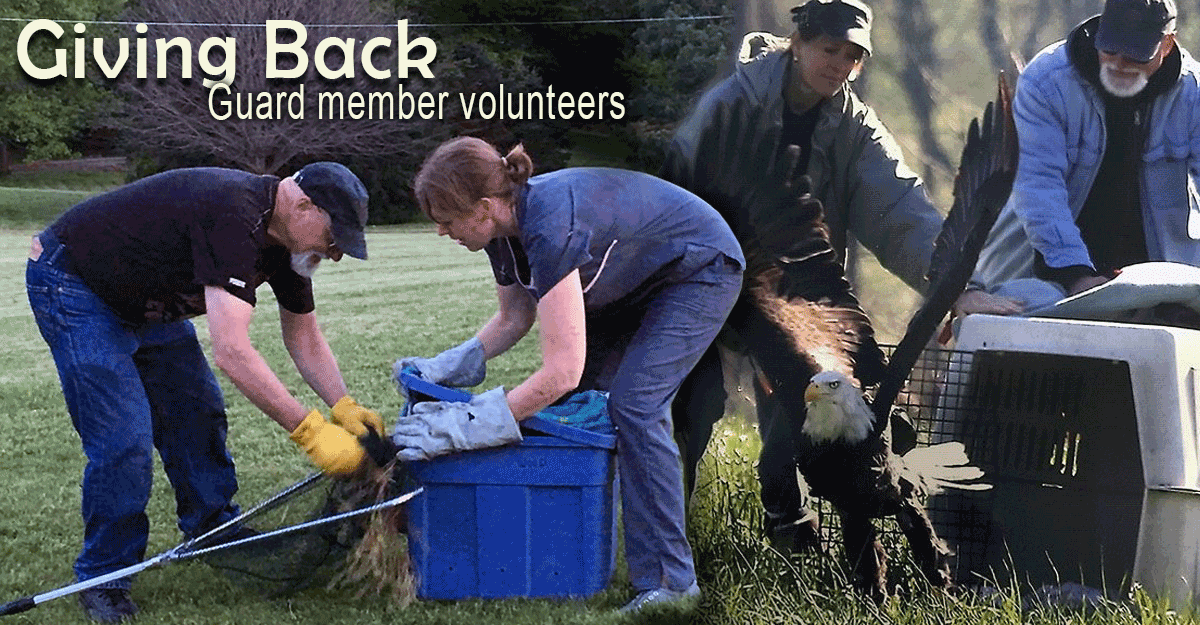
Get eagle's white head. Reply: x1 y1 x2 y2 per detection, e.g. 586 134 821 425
802 370 875 444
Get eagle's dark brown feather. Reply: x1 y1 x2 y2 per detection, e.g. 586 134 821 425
729 170 888 406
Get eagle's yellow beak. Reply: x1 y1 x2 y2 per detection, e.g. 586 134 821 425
804 383 823 403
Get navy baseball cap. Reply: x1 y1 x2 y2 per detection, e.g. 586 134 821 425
1094 0 1176 64
791 0 874 56
292 162 369 260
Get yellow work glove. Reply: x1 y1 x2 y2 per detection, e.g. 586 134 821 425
288 410 366 476
330 395 385 437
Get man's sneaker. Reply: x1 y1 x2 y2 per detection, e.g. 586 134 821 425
617 580 701 613
189 522 259 548
77 587 138 623
207 524 260 546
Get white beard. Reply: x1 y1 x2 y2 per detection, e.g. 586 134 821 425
290 252 327 278
1099 62 1149 98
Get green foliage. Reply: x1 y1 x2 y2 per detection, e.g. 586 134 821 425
571 0 733 175
0 86 102 161
626 0 730 123
0 1 123 164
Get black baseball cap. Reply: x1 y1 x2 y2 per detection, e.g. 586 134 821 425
292 162 369 260
791 0 874 56
1094 0 1176 64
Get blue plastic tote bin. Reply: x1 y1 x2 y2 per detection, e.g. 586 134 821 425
399 374 619 599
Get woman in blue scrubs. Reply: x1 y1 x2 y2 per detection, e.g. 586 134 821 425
395 136 743 612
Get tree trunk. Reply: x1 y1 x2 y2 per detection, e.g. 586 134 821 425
1020 0 1055 62
892 0 952 192
978 0 1017 73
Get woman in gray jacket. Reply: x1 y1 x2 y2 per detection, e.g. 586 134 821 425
661 0 944 552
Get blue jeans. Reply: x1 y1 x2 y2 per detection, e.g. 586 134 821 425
26 231 240 588
579 254 742 593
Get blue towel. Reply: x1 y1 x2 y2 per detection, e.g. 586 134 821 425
397 364 423 417
397 366 614 435
537 390 615 436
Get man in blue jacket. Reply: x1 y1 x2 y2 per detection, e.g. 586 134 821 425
960 0 1200 316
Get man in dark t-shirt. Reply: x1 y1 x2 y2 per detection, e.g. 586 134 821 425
26 162 385 622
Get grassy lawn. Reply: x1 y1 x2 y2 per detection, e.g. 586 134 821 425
0 183 1190 624
0 187 99 230
0 169 127 192
0 169 127 229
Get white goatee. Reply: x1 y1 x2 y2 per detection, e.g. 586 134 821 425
290 251 327 278
1099 62 1149 98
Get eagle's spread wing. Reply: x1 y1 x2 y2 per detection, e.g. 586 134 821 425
728 170 887 411
684 96 789 240
701 94 886 414
871 74 1018 426
926 75 1018 287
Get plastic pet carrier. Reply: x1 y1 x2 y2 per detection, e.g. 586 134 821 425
899 314 1200 605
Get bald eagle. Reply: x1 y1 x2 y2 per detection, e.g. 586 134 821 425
709 74 1016 600
802 370 991 600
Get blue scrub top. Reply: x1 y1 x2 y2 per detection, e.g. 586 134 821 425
484 168 743 311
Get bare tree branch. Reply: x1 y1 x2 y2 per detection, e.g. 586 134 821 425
113 0 433 174
891 0 952 191
1018 0 1056 61
977 0 1016 74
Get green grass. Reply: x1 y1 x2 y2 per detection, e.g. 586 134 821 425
0 169 127 192
0 190 1193 624
0 169 125 229
0 187 96 229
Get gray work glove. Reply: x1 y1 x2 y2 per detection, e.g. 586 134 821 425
393 337 487 390
392 387 522 462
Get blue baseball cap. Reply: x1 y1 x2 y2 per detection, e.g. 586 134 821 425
292 162 369 260
1094 0 1176 64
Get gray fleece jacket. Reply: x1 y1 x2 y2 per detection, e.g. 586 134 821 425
662 32 942 291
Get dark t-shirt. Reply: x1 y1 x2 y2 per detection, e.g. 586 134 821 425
780 100 822 177
50 167 314 325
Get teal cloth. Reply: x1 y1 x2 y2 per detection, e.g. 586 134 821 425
399 368 613 435
536 390 614 436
